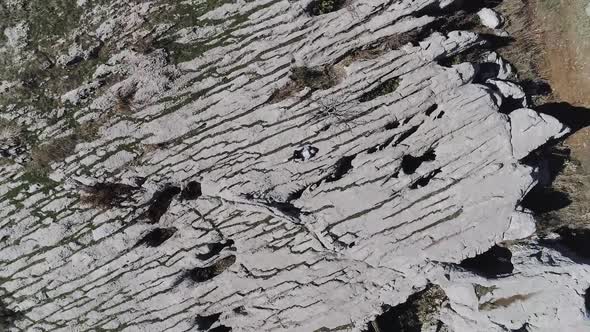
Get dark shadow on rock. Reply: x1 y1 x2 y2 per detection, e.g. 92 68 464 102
186 255 236 283
521 79 552 97
146 185 181 223
460 245 513 278
521 188 571 214
197 239 235 261
0 300 24 331
555 227 590 259
534 102 590 132
401 150 436 174
520 145 573 231
195 312 221 331
134 227 177 248
325 155 356 183
180 181 202 200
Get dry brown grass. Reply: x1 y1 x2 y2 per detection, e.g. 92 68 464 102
113 88 137 114
29 135 77 172
79 182 138 208
268 66 341 103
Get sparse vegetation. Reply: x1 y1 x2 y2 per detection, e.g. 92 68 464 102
0 119 21 145
291 66 339 90
359 77 401 102
114 88 137 114
306 0 346 16
268 66 340 103
79 182 138 208
25 135 77 180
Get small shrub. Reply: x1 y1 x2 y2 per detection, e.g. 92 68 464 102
0 120 21 145
114 88 137 114
28 135 78 175
291 66 339 90
306 0 346 16
268 81 304 103
268 66 340 103
359 77 401 102
79 182 138 208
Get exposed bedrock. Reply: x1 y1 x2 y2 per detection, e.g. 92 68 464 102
0 0 588 331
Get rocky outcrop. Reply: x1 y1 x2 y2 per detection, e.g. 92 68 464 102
0 0 588 331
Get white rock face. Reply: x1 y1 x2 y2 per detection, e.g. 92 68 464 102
0 0 588 331
440 244 590 331
510 108 570 159
478 8 503 29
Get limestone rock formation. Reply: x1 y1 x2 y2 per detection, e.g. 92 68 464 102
0 0 589 331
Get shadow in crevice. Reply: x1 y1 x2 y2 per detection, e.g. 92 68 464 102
534 102 590 132
460 245 514 278
520 145 572 226
518 103 590 223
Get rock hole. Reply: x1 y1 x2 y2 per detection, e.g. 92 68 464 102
364 284 448 332
409 169 441 189
359 77 401 102
187 255 236 283
401 150 436 175
180 181 202 200
306 0 345 16
197 239 235 261
195 312 221 331
460 245 513 278
209 326 231 332
425 104 438 116
146 185 181 223
325 155 356 183
135 227 177 248
436 111 445 119
384 120 400 130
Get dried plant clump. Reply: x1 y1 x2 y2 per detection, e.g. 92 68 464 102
0 120 21 145
131 34 157 54
291 66 339 90
29 135 77 172
79 182 138 208
114 88 137 114
268 65 341 103
359 77 401 102
306 0 346 16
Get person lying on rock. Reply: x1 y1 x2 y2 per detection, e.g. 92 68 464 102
290 144 319 162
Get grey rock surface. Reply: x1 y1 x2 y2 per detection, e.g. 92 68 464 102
0 1 588 331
